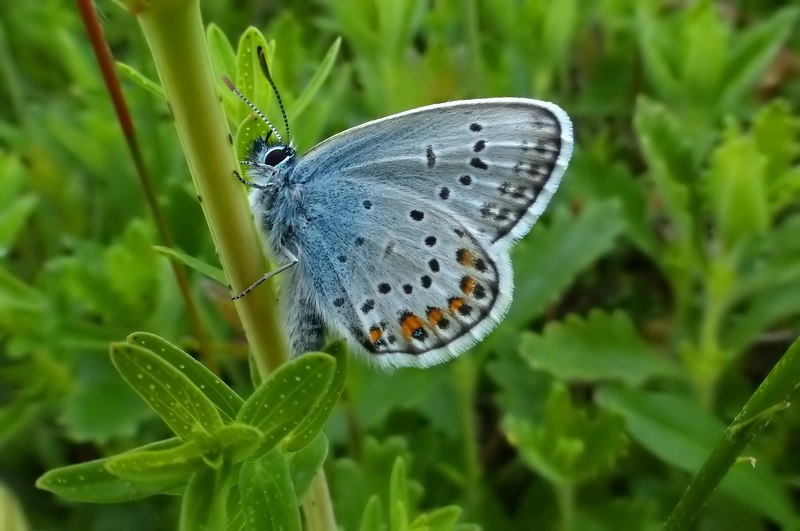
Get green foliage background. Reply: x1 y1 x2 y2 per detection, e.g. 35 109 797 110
2 0 800 529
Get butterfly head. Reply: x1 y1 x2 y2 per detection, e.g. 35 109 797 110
245 136 297 186
223 45 295 188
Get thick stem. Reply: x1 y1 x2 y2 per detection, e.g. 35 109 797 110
135 0 288 375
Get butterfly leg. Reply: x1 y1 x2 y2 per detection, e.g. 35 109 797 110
230 258 298 300
232 168 274 190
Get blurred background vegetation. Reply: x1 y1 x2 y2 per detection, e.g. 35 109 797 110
2 0 800 529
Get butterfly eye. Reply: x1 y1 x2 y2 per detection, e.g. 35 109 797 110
263 147 291 167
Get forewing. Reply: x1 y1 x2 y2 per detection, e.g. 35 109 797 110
295 98 573 248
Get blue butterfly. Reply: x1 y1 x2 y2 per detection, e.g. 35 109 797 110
225 47 573 369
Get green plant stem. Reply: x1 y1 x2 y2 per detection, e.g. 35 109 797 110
133 2 337 529
134 0 288 375
556 482 575 531
302 470 337 531
454 356 481 494
663 334 800 531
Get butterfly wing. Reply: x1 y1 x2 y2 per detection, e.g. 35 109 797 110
289 98 573 367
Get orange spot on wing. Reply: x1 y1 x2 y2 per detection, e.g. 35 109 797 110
369 327 382 343
461 276 475 295
449 297 465 314
456 248 474 266
400 313 425 339
427 307 444 327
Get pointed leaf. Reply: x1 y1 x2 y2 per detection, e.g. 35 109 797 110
36 456 184 503
117 62 165 99
287 432 329 502
288 37 341 123
128 332 243 420
110 342 224 440
180 469 227 531
152 245 226 285
0 194 37 258
284 343 347 451
720 7 800 110
359 495 384 531
238 353 335 453
235 28 272 123
704 121 769 248
105 440 205 482
240 450 301 531
410 506 462 529
389 457 410 531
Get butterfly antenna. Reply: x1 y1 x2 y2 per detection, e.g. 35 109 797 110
221 75 284 145
257 45 291 146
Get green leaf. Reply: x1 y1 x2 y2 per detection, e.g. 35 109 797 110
0 194 37 258
636 6 682 102
754 100 800 178
214 422 263 463
235 27 272 123
105 440 205 482
240 450 301 531
284 343 347 451
152 246 227 285
237 353 335 453
520 310 679 386
680 0 727 102
720 6 800 110
504 382 627 485
633 96 697 243
389 457 410 531
127 332 243 421
597 388 797 526
117 61 165 99
36 456 184 503
330 437 417 531
288 37 341 123
207 22 239 120
410 506 462 529
110 342 224 441
180 469 227 531
60 366 153 443
500 200 625 333
286 432 329 502
704 120 769 249
359 495 384 531
0 480 31 531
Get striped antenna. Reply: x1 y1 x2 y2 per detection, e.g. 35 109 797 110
256 46 291 146
221 75 284 145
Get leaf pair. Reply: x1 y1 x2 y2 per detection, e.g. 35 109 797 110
36 333 346 512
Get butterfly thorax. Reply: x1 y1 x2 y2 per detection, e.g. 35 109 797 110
246 137 307 263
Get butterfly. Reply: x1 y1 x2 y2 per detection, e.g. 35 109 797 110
224 47 573 369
